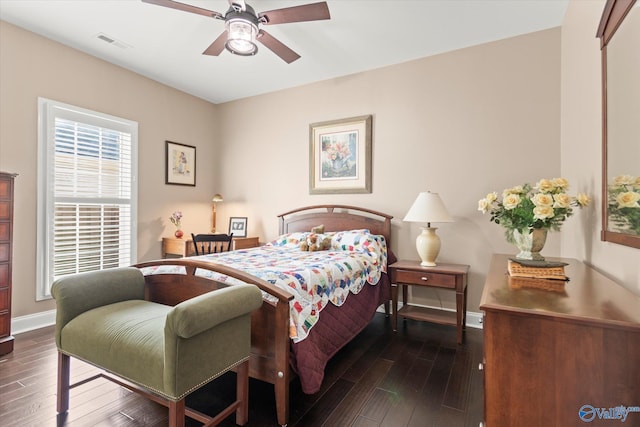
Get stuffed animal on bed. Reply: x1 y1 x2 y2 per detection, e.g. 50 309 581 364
300 233 332 251
311 224 325 234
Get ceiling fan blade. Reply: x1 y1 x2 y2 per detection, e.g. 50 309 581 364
202 31 228 56
259 2 330 25
257 29 300 64
142 0 223 19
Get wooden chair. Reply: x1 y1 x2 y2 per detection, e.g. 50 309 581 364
191 233 234 255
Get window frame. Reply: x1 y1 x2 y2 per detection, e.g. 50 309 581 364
36 98 138 300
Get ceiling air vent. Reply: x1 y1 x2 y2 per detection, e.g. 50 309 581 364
96 33 130 49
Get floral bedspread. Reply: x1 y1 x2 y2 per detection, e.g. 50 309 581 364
142 230 387 343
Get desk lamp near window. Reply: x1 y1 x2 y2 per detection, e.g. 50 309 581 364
403 191 454 267
211 194 223 233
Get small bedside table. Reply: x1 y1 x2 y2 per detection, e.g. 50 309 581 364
389 260 469 344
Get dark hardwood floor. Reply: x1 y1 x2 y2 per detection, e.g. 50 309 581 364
0 313 484 426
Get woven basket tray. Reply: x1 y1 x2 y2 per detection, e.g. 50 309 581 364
508 276 567 293
508 259 567 280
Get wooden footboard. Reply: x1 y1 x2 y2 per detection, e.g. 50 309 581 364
134 259 294 426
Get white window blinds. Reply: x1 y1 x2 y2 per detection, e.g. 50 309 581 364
37 99 138 299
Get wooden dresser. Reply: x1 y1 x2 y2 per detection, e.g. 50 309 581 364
0 172 16 356
480 254 640 427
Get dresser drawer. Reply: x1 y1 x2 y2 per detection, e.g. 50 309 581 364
395 269 456 288
0 264 7 287
0 243 8 263
0 202 9 221
0 223 8 241
0 178 11 199
0 287 8 311
0 311 9 337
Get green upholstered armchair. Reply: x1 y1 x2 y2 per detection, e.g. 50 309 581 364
52 267 262 427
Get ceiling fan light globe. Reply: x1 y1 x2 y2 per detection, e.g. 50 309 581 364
225 19 258 55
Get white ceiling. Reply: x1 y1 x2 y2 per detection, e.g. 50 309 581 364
0 0 569 104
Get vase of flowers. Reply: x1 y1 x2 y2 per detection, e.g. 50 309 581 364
511 228 548 261
607 175 640 235
169 210 183 238
478 178 590 260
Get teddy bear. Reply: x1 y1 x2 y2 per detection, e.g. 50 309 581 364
300 233 332 251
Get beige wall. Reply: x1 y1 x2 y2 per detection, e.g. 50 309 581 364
0 21 220 317
215 28 563 313
4 2 637 324
561 0 639 294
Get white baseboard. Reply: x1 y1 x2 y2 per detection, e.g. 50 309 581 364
14 305 483 336
377 303 483 329
466 310 484 329
11 309 56 335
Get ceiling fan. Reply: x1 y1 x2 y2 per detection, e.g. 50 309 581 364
142 0 330 63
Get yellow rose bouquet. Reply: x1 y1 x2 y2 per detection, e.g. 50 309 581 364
478 178 590 242
608 175 640 235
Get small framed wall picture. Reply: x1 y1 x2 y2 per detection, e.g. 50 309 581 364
229 217 248 237
166 140 196 186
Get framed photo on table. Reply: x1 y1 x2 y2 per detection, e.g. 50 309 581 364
229 217 248 238
309 115 372 194
166 141 196 186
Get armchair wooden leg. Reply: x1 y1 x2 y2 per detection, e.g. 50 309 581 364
236 360 249 426
57 352 70 413
168 398 186 427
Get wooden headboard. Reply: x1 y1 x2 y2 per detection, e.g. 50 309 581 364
278 205 393 247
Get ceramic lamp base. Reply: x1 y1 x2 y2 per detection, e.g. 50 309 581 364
416 226 441 267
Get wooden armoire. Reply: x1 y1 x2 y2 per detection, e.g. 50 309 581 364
0 172 17 355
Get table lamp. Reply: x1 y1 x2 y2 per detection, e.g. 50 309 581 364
211 194 223 232
403 191 453 266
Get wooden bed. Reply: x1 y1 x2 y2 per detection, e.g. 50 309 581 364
135 205 393 426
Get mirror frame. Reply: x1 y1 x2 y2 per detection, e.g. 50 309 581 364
597 0 640 249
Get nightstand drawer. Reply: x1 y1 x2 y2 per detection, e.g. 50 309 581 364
395 269 456 288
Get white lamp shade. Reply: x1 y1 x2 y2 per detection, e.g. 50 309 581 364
403 192 453 224
404 191 452 266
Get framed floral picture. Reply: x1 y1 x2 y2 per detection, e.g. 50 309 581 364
229 217 248 237
309 115 372 194
166 141 196 186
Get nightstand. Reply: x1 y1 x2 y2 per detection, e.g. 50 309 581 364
389 260 469 344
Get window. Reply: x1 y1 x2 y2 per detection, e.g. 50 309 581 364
37 98 138 299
